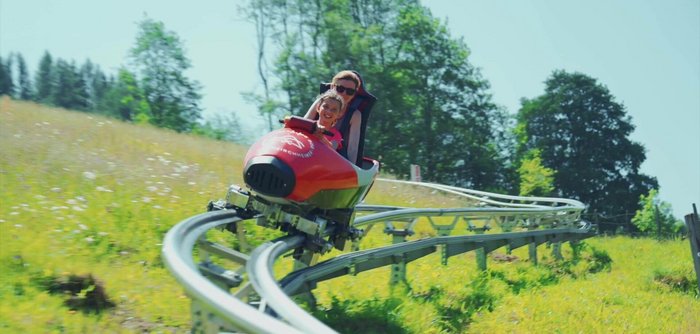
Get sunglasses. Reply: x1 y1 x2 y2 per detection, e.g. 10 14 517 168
334 85 356 96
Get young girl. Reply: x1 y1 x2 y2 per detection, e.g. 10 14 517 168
304 71 363 162
314 90 345 150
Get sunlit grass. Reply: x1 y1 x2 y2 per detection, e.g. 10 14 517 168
1 97 698 332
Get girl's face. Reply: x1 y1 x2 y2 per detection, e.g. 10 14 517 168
317 98 342 127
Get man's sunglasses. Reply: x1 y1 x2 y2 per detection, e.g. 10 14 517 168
334 85 356 96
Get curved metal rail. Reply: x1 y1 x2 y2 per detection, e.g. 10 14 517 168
161 210 303 334
162 179 592 333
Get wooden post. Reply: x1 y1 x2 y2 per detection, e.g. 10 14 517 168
683 204 700 293
655 205 662 240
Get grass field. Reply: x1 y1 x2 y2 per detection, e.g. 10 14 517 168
1 97 698 333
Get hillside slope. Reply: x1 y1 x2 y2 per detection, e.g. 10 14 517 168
1 98 698 333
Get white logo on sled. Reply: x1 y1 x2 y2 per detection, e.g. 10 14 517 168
263 132 315 158
278 135 304 149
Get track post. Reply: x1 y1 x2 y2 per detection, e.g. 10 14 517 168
292 250 320 308
552 242 563 261
527 219 540 265
429 216 458 265
500 216 515 254
467 219 489 271
386 229 412 286
684 204 700 293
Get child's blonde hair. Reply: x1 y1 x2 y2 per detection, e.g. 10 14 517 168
317 90 346 114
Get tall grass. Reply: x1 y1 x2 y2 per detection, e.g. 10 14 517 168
1 97 698 332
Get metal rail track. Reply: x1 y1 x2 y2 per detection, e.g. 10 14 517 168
162 179 593 333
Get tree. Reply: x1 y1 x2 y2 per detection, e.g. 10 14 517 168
35 51 54 103
0 55 14 96
191 111 245 143
242 0 509 190
101 68 151 122
80 60 109 111
518 149 556 196
129 17 202 132
15 53 33 100
631 189 683 236
516 70 658 220
51 59 89 110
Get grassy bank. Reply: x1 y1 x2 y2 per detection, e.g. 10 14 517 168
1 97 697 333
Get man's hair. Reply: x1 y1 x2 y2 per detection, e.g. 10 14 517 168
332 70 360 89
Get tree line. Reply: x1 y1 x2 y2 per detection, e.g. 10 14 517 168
0 3 680 233
0 17 243 142
241 0 681 233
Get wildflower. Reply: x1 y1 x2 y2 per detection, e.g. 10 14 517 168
51 187 62 192
79 224 89 230
141 197 152 203
96 186 113 192
98 232 109 236
188 182 196 185
76 196 87 202
85 237 95 243
72 206 85 212
67 199 78 205
146 186 158 192
10 212 19 215
153 205 162 209
83 171 97 180
14 224 23 228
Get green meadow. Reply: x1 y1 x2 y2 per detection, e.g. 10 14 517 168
1 98 698 333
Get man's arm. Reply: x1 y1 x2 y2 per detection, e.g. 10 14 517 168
303 98 321 119
346 110 362 164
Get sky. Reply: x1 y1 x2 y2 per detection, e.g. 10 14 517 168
1 0 698 219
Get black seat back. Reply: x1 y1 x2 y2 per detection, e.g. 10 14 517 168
319 72 377 166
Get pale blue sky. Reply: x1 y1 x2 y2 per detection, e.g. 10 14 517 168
1 0 698 219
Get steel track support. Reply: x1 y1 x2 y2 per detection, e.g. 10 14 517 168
466 218 489 271
552 242 563 261
388 230 411 286
429 216 458 265
292 250 320 308
527 219 541 265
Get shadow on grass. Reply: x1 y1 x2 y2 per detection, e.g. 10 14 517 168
312 296 408 334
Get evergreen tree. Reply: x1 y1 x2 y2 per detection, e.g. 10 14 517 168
129 17 202 132
80 60 110 111
52 59 89 110
15 53 33 100
35 51 54 103
516 70 657 220
0 55 14 96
